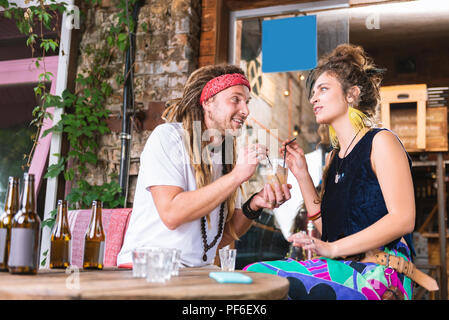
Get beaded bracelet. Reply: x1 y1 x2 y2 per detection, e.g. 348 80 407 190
242 193 263 220
308 210 321 221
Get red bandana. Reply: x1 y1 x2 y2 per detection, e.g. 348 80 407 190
199 73 251 104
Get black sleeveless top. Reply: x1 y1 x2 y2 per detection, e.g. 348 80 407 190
321 128 415 254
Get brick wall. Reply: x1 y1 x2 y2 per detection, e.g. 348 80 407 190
74 0 201 205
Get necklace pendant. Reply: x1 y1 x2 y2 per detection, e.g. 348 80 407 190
203 253 207 261
335 172 344 183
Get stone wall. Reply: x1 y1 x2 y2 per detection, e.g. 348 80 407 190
74 0 202 206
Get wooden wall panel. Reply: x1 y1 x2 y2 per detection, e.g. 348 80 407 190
199 0 218 67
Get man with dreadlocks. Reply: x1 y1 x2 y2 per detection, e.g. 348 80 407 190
118 64 291 267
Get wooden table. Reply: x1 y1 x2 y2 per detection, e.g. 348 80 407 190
0 267 289 300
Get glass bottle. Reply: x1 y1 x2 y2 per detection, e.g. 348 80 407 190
0 177 20 271
8 173 41 274
49 200 71 269
307 220 316 260
83 200 105 269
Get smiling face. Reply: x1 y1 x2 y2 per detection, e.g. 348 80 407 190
202 84 251 136
309 71 355 125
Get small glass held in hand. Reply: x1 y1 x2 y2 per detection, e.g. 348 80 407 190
219 247 237 272
260 158 288 191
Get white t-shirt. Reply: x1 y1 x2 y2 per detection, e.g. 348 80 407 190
117 122 241 267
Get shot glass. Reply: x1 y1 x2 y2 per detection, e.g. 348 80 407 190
219 247 237 272
170 248 182 276
146 248 173 283
160 248 177 280
132 248 148 278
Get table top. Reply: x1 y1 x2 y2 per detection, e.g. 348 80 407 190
0 267 289 300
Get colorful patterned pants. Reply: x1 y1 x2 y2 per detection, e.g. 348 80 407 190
244 242 414 300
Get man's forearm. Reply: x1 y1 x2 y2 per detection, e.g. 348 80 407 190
164 171 244 228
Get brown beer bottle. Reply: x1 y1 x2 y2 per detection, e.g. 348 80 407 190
0 177 20 271
83 200 105 269
49 200 71 269
8 173 41 274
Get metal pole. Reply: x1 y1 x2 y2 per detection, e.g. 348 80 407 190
436 152 447 299
119 0 143 206
119 40 132 204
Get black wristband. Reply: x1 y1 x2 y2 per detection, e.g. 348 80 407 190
242 192 263 220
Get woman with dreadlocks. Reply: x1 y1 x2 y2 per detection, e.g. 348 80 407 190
118 64 291 268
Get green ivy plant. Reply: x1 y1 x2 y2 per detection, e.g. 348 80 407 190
0 0 140 229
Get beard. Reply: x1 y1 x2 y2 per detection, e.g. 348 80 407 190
206 110 243 137
226 121 243 137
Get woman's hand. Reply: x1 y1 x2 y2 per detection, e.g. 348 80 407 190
288 231 337 259
250 183 292 210
280 140 308 177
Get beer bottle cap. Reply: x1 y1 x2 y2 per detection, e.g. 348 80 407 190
8 176 19 184
23 172 35 181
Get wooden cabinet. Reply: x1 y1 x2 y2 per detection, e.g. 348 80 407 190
380 84 448 152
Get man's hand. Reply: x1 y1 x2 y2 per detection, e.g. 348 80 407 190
231 144 268 183
250 183 292 210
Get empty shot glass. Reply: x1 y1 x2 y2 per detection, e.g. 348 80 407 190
146 248 173 283
132 248 148 278
219 247 237 272
170 248 181 276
